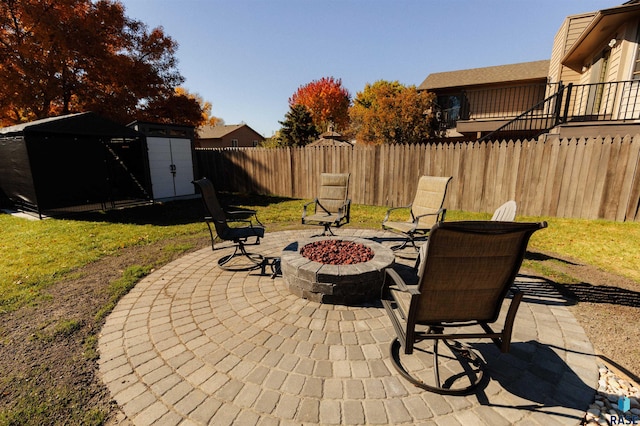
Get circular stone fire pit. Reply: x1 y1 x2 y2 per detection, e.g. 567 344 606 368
280 237 395 305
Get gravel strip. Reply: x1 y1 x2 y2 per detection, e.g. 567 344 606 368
583 364 640 425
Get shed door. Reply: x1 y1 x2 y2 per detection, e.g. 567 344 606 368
147 137 195 199
169 138 195 197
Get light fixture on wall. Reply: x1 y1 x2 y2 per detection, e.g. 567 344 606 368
608 38 618 48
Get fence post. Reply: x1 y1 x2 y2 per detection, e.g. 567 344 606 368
560 83 573 125
553 83 564 126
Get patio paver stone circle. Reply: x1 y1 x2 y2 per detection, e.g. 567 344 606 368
98 229 598 425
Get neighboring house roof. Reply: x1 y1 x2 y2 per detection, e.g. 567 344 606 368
307 127 352 146
198 124 246 138
198 123 264 140
418 60 550 91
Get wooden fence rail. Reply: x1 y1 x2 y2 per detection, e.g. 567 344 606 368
195 135 640 222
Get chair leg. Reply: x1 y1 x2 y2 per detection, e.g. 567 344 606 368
311 223 335 237
205 221 217 250
390 233 420 252
217 242 264 271
389 330 487 395
324 224 335 236
430 327 443 388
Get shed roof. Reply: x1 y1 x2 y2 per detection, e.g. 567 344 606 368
418 60 550 91
0 112 141 138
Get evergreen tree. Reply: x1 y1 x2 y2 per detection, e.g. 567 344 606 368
278 104 319 147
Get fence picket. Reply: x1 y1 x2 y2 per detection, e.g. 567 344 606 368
625 135 640 221
613 136 636 220
194 135 640 222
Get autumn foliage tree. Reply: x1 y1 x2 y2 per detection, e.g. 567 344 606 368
349 80 436 144
143 87 222 127
289 77 351 133
0 0 206 127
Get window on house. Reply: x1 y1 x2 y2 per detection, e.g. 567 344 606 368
436 94 463 128
253 140 258 147
633 29 640 80
231 139 238 147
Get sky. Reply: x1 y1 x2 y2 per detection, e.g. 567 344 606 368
118 0 621 137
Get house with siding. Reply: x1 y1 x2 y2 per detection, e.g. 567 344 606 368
419 61 550 139
420 0 640 141
196 124 264 148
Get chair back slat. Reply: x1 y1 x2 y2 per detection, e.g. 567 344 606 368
413 221 545 324
193 178 229 235
411 176 452 228
318 173 350 213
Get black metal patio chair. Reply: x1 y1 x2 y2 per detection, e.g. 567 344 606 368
193 178 265 271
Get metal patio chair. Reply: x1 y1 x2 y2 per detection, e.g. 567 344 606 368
382 175 452 251
302 173 351 236
193 178 265 271
382 220 547 395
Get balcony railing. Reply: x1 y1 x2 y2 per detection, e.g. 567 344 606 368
437 80 640 141
563 80 640 122
436 83 559 130
476 85 565 142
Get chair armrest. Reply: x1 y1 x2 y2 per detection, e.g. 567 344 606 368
339 199 351 221
412 208 446 224
382 203 413 223
227 209 263 226
226 209 256 218
384 269 420 295
226 208 255 214
302 199 319 220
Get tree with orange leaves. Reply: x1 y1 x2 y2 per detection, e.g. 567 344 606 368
0 0 205 127
349 80 436 144
288 77 351 133
142 87 222 127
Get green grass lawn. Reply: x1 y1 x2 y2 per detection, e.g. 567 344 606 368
2 195 639 315
1 195 639 425
0 203 206 314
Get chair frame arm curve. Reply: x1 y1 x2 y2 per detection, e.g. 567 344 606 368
226 209 263 226
412 208 447 224
383 203 413 224
384 268 420 296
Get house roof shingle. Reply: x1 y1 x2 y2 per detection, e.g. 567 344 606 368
418 60 550 91
198 124 246 139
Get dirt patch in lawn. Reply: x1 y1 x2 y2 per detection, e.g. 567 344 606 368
0 234 208 425
524 250 640 382
0 241 638 424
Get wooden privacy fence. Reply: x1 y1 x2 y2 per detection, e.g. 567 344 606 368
195 134 640 222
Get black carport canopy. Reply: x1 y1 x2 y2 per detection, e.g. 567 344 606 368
0 112 152 216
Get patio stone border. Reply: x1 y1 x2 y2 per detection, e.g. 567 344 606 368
280 236 395 305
